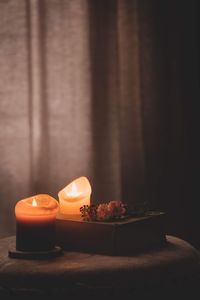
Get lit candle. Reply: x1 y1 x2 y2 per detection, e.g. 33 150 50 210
58 177 91 218
15 194 59 251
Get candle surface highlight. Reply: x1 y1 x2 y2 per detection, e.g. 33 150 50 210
15 194 59 251
58 177 91 218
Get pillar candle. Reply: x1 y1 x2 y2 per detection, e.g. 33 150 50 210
58 177 91 218
15 194 59 251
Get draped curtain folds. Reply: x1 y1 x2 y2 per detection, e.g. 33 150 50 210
27 0 147 202
0 0 198 247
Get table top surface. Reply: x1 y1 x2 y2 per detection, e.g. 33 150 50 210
0 235 199 292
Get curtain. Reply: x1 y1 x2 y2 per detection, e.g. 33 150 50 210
0 0 199 248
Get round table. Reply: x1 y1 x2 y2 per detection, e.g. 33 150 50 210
0 235 199 299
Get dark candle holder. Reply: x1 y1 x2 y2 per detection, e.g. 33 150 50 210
8 224 63 260
8 245 62 260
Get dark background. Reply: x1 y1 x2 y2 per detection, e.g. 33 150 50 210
149 0 199 249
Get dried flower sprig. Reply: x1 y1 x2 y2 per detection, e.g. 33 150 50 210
80 200 127 222
80 205 97 221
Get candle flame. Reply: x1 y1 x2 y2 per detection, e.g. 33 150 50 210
71 182 78 195
67 182 81 197
32 198 38 207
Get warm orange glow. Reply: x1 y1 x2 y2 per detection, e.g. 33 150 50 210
15 194 59 221
58 177 91 217
15 194 59 251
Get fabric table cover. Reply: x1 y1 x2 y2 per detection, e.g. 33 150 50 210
0 235 199 299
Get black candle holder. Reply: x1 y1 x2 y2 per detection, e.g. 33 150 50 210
8 245 63 260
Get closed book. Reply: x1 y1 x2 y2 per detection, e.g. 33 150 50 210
56 211 166 255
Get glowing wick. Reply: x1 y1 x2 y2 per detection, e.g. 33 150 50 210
32 198 38 207
67 182 81 197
